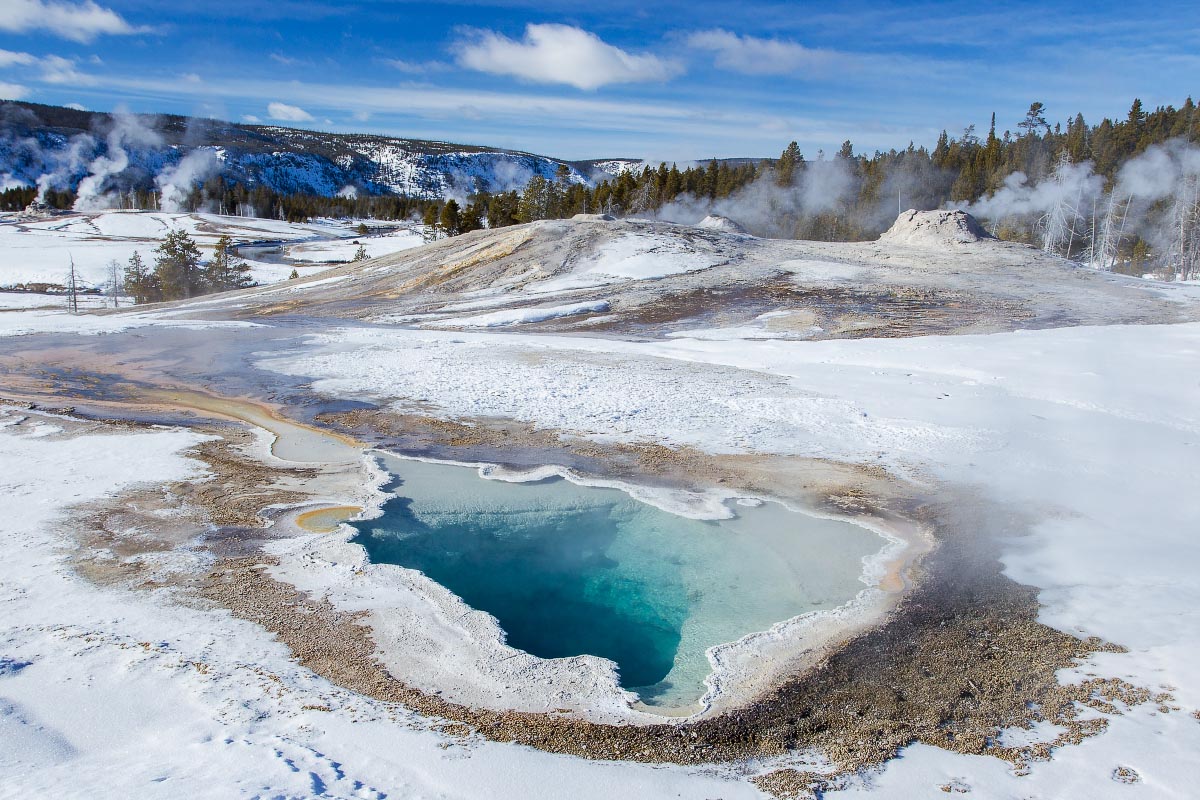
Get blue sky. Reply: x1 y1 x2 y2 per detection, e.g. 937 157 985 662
1 0 1197 160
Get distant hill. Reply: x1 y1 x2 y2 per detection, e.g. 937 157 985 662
0 100 601 200
572 157 769 178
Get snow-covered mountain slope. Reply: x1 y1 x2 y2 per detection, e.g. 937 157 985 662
0 101 591 200
576 159 646 178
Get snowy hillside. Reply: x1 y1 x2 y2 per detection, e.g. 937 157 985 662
0 101 592 201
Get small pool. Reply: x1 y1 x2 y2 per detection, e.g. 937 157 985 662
352 455 882 710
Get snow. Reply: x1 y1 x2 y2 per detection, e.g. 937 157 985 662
285 227 424 263
262 327 989 460
266 321 1200 797
529 232 725 293
5 203 1199 794
588 160 644 177
0 408 766 799
0 306 261 337
0 211 379 289
430 300 611 328
0 291 115 310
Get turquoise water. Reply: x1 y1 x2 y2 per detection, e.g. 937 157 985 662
353 456 881 709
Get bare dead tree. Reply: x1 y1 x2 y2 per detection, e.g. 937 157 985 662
67 254 79 314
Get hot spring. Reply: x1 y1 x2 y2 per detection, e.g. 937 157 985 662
352 455 883 711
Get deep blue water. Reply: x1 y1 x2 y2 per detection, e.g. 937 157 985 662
358 493 689 688
352 457 879 707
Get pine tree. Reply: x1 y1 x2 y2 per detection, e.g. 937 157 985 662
1066 113 1089 162
123 251 160 304
353 243 369 261
663 164 682 200
1018 102 1049 138
153 230 203 300
487 191 520 227
440 199 461 235
204 235 255 291
776 141 802 186
459 202 484 233
932 131 950 168
517 176 550 222
1127 98 1146 128
422 204 440 235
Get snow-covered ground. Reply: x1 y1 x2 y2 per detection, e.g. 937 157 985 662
285 227 425 263
4 210 1199 797
0 210 413 290
528 231 727 293
263 320 1200 797
427 300 612 328
0 303 261 337
0 291 116 310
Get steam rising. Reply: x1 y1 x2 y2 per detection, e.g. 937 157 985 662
961 139 1200 277
35 132 96 201
651 155 907 238
156 147 221 212
73 111 162 210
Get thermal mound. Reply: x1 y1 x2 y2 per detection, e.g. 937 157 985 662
696 215 749 234
879 209 994 246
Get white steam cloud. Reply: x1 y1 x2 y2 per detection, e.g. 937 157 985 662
961 139 1200 278
72 111 162 210
156 147 221 212
964 160 1104 223
36 131 96 201
489 159 535 192
651 156 860 238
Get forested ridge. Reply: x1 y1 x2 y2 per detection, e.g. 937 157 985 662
5 97 1196 277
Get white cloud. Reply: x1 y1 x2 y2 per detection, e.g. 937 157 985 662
98 72 848 158
38 54 94 84
0 0 143 43
241 114 262 123
0 50 96 85
0 48 37 68
64 101 87 110
453 23 681 90
686 29 836 75
0 81 29 99
383 58 449 75
267 101 314 122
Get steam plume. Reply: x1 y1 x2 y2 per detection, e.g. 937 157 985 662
72 111 162 210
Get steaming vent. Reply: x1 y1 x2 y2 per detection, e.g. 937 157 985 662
697 215 749 234
879 209 994 246
19 199 60 219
